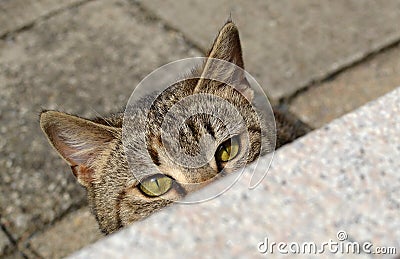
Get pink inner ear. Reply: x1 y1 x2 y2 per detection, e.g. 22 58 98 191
71 164 94 186
47 126 91 166
43 115 115 167
40 111 117 187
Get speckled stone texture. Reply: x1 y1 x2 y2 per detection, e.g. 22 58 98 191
29 207 102 258
0 229 11 255
71 87 400 258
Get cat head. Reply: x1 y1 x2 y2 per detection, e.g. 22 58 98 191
40 22 271 234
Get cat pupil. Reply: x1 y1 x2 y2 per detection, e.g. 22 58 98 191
215 136 240 164
139 174 173 197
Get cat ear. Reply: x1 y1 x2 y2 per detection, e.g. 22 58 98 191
195 22 254 100
207 21 245 69
39 110 118 187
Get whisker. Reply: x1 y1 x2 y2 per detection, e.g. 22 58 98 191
88 106 114 128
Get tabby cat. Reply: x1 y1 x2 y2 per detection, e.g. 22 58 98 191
40 21 309 234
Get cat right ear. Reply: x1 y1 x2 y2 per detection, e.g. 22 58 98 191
39 111 118 187
195 22 254 101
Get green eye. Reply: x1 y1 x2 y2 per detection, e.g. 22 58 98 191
215 136 240 163
139 174 173 197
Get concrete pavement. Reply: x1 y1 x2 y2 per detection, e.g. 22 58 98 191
1 0 399 257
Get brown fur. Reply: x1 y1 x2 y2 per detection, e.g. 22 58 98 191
40 22 310 234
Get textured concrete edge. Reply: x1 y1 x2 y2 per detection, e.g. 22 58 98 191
69 87 400 258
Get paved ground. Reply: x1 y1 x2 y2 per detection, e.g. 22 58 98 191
0 0 399 258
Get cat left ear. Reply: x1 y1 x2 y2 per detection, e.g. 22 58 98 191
40 111 118 187
195 22 254 101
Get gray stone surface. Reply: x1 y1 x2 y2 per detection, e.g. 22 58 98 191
71 88 400 258
1 252 25 259
29 207 102 259
2 0 400 257
140 0 400 101
0 0 84 37
0 0 199 242
0 229 11 255
290 43 400 128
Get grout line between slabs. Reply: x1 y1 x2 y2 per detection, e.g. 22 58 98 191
282 39 400 105
126 0 206 53
0 0 96 40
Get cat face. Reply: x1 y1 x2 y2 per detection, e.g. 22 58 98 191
40 22 273 234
